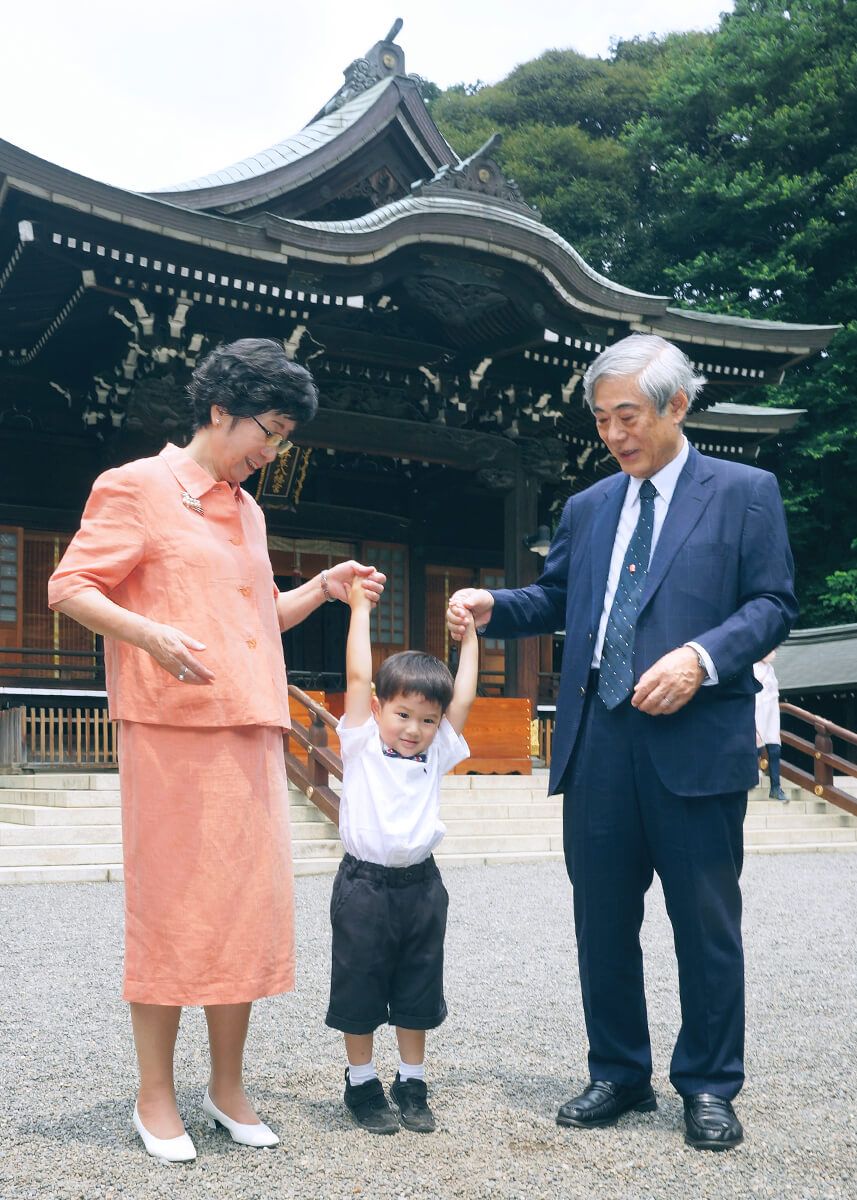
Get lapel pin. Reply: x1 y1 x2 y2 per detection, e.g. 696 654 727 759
181 491 204 516
629 563 636 574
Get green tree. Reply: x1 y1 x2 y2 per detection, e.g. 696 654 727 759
620 0 857 622
428 47 667 276
427 4 857 623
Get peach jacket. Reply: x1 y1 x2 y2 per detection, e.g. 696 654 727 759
48 444 291 728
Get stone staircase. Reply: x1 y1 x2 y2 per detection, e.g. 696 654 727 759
1 772 856 884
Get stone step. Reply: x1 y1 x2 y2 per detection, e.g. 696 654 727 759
0 823 123 847
289 815 563 841
745 842 857 856
747 798 838 815
289 804 337 824
0 863 124 885
0 803 122 827
290 820 339 841
0 842 123 868
745 825 857 846
292 838 347 859
442 802 562 821
294 856 343 876
0 788 120 808
2 766 856 882
443 832 564 854
444 788 554 805
442 774 550 790
744 811 856 830
0 773 119 791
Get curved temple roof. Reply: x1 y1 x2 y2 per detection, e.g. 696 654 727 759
0 18 840 383
147 22 457 214
156 78 399 194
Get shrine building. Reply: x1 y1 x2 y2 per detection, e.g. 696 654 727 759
0 21 838 708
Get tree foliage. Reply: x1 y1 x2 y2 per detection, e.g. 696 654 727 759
428 0 857 624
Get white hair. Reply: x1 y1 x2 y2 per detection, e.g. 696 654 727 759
582 334 707 416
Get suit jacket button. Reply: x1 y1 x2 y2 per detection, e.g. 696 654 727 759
579 685 586 696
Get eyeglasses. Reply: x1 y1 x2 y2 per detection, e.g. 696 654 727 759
249 415 293 455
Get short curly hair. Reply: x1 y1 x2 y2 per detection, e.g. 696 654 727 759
187 338 319 430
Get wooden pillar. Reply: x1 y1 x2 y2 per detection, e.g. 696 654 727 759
503 462 540 705
409 539 426 652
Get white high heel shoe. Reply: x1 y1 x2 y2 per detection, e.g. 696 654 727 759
202 1089 279 1148
132 1104 196 1163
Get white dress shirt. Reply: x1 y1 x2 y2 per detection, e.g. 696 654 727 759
336 715 470 867
592 438 716 682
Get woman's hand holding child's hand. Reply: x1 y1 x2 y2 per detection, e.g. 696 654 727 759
346 578 371 610
325 561 386 605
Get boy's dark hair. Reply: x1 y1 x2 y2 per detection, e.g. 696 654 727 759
375 651 454 711
187 338 319 430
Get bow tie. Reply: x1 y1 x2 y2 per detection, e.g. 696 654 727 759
382 744 427 764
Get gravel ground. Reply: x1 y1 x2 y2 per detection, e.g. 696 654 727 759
2 854 856 1200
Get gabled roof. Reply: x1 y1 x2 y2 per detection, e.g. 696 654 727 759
0 18 841 384
146 22 456 217
776 626 857 693
155 78 398 194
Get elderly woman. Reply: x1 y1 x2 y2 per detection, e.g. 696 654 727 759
48 339 384 1163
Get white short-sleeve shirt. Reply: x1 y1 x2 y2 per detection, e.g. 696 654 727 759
336 715 470 867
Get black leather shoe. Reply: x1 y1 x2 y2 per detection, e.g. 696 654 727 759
390 1072 436 1133
683 1094 743 1150
343 1071 398 1135
556 1080 657 1128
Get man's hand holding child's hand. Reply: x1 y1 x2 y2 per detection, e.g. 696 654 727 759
449 603 477 644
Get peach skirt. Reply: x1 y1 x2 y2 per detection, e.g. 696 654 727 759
118 722 295 1005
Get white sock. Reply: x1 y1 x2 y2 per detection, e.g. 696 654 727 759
347 1061 377 1087
398 1059 425 1082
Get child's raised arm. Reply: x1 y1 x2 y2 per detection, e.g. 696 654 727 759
445 607 479 735
343 579 374 727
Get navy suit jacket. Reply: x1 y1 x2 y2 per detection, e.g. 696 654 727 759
488 446 799 797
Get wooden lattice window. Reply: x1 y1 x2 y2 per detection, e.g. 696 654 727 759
0 528 23 647
22 533 96 676
424 566 473 663
363 543 408 649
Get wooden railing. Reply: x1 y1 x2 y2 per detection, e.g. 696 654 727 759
282 686 537 824
0 705 117 770
0 646 105 686
780 702 857 817
283 685 342 825
535 701 857 817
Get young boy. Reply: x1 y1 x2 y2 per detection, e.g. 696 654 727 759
325 580 478 1134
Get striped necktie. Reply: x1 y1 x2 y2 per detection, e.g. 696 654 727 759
597 479 657 710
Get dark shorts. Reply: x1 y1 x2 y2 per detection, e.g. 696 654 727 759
325 853 449 1035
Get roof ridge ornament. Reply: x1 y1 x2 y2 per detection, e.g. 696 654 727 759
411 133 541 219
318 18 406 118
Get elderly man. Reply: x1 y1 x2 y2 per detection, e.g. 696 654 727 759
448 334 798 1150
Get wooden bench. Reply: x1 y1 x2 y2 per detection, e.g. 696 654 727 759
288 693 531 775
453 697 532 775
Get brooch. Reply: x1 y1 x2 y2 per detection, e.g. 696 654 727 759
181 491 204 516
